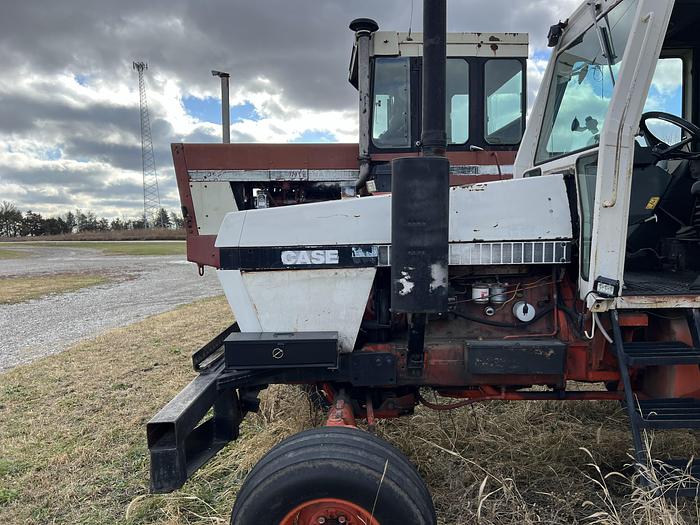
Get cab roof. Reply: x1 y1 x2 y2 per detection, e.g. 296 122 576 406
349 31 529 87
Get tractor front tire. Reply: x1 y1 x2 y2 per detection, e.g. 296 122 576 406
231 426 436 525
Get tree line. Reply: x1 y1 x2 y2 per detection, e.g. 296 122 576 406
0 201 183 238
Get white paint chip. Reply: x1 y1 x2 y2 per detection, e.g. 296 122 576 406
397 269 415 296
429 262 448 292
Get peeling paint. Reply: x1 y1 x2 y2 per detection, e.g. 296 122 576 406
429 263 448 292
397 268 415 296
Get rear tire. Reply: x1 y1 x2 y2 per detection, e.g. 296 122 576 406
231 426 436 525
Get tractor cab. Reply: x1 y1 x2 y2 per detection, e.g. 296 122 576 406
515 0 700 308
348 29 528 153
348 26 528 192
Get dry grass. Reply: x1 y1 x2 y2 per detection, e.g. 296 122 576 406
0 273 111 304
1 296 700 524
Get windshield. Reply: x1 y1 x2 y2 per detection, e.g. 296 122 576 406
535 0 638 163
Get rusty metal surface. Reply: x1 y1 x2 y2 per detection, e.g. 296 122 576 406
181 143 361 170
370 150 517 165
188 168 359 182
172 144 213 268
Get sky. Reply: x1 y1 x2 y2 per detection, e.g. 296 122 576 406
0 0 623 220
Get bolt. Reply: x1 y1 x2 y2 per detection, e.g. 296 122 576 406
338 517 347 524
317 518 326 524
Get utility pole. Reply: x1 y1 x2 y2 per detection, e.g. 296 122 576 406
133 61 163 227
211 70 231 143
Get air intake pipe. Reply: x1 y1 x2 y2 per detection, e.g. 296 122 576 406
391 0 450 368
349 18 379 193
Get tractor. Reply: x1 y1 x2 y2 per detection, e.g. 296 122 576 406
147 0 700 523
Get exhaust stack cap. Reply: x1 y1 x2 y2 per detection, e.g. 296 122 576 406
349 18 379 35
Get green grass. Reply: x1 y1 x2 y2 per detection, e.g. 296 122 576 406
0 273 111 304
0 241 185 256
0 248 29 260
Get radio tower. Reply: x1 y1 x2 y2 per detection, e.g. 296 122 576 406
133 61 162 227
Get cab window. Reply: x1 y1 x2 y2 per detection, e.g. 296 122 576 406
446 59 469 144
484 59 523 144
372 58 411 148
640 57 685 144
576 57 686 282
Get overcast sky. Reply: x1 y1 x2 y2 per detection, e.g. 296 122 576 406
0 0 580 219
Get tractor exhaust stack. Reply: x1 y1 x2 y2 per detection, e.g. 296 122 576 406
349 18 379 193
420 0 448 157
391 0 450 367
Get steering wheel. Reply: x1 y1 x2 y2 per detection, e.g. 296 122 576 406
639 111 700 160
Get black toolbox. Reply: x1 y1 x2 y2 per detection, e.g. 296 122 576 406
224 331 339 369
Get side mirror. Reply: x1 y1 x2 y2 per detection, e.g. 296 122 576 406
547 20 568 47
571 117 581 132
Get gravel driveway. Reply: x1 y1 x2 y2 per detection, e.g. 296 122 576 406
0 244 222 371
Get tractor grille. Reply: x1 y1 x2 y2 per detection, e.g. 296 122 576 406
448 241 571 265
377 241 572 267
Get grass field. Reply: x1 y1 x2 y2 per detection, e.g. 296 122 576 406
0 228 185 242
0 273 110 304
0 241 185 257
0 248 29 260
0 297 699 524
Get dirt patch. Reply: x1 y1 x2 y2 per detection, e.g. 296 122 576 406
0 245 220 371
0 273 111 304
1 297 699 524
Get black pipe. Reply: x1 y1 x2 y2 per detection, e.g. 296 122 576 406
421 0 447 157
391 0 449 370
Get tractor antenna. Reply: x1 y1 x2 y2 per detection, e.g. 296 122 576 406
407 0 415 41
132 61 163 228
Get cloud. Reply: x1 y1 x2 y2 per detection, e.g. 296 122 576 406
0 0 579 219
650 57 683 95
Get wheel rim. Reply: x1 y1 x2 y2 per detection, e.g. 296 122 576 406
280 497 381 525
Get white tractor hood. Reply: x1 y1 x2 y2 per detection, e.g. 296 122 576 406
217 174 573 248
215 175 573 353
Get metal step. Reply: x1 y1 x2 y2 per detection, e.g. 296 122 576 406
635 398 700 429
653 459 700 497
611 311 700 497
622 341 700 366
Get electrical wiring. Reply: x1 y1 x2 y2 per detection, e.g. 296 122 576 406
450 305 555 328
450 276 554 305
594 312 613 343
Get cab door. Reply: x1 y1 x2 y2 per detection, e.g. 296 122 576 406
514 0 674 305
